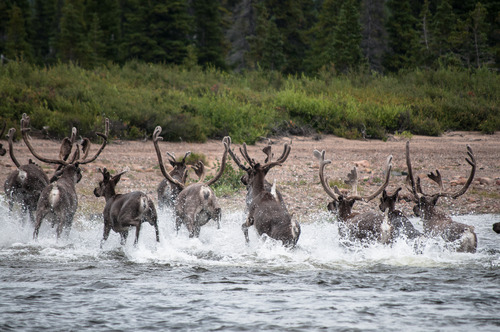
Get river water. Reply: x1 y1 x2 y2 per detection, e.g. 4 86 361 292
0 200 499 331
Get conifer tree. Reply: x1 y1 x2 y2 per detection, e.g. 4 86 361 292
333 0 363 73
149 0 192 64
192 0 227 69
32 0 57 64
56 0 92 66
385 0 419 71
85 0 121 63
360 0 388 73
88 13 106 67
469 2 490 68
431 0 456 58
5 4 33 61
307 0 341 73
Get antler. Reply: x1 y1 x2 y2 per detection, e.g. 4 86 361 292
262 140 273 163
227 137 250 172
21 114 74 166
152 126 185 190
7 128 21 167
75 118 109 165
344 155 392 202
204 136 230 187
314 150 339 201
262 141 291 172
430 145 476 199
192 161 206 183
405 141 421 202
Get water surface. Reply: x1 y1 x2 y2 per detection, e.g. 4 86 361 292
1 201 499 331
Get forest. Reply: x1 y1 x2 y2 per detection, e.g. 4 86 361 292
0 0 499 142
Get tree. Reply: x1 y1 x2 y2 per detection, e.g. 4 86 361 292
32 0 57 64
360 0 388 73
307 0 342 73
385 0 419 71
431 0 456 58
192 0 227 69
55 0 92 66
247 3 286 71
88 13 106 67
469 2 490 68
149 0 192 64
5 5 32 60
332 0 363 73
85 0 121 62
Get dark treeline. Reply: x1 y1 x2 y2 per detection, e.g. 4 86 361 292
1 0 498 73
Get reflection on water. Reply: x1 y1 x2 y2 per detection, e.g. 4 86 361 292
0 198 499 331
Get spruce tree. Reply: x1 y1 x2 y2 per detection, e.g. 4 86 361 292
333 0 363 73
149 0 192 64
85 0 121 63
32 0 57 64
385 0 419 71
431 0 456 58
307 0 341 73
5 4 33 61
88 13 106 67
469 2 490 68
192 0 227 69
360 0 388 73
56 0 92 66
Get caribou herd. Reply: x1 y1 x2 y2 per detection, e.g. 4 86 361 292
0 114 495 253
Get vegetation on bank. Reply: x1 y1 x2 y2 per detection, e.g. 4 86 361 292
0 61 499 143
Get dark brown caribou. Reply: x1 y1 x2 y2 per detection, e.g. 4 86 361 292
153 126 229 238
405 141 477 253
21 114 109 239
4 127 50 223
228 138 300 247
157 151 190 209
315 149 393 244
378 188 422 240
94 168 159 247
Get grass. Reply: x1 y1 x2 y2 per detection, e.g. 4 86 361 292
1 61 499 144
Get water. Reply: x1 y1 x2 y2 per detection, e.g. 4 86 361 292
1 198 499 331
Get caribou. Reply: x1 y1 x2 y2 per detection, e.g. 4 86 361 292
4 128 50 223
315 149 393 244
153 126 229 238
405 141 477 253
228 138 300 247
379 188 422 240
94 168 159 246
21 114 109 239
157 151 191 209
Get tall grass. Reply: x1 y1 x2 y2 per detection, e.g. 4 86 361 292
0 60 498 142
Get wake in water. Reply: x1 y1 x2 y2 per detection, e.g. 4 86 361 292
1 194 498 271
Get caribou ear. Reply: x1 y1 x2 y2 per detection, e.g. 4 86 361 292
112 170 128 183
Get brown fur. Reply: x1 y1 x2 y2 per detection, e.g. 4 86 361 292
94 168 159 246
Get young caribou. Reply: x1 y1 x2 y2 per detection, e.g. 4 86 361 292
315 150 393 244
21 114 109 239
94 168 159 246
228 138 300 247
153 126 229 238
405 141 477 253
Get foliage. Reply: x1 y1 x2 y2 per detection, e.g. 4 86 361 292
0 61 498 143
206 157 246 197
